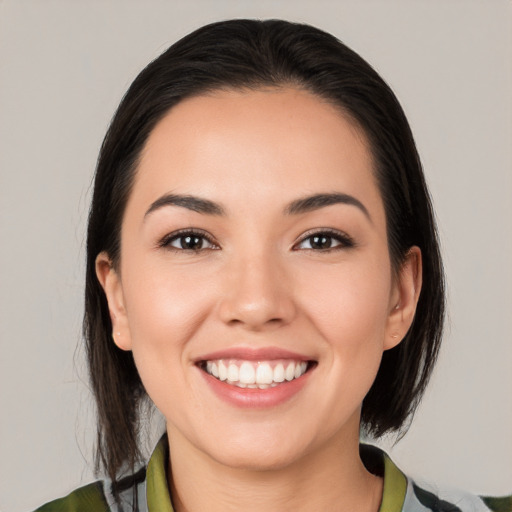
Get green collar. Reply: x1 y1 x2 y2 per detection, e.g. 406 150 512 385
146 436 174 512
145 436 407 512
379 449 407 512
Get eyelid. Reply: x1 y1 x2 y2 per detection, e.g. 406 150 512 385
292 228 355 250
158 228 219 251
156 227 354 252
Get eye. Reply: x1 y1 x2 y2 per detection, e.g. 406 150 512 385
159 229 219 252
294 229 354 251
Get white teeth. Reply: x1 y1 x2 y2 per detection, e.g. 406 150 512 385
239 362 256 384
227 363 239 382
274 363 285 383
256 363 273 384
285 362 295 381
204 359 309 387
218 361 228 381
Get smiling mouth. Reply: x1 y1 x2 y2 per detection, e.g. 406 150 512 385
199 359 315 389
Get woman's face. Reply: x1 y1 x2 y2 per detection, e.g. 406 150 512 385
98 87 420 471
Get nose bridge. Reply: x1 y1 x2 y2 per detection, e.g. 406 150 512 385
218 244 295 329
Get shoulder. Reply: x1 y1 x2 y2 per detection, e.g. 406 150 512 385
404 478 512 512
32 437 168 512
33 481 110 512
362 443 511 512
480 495 512 512
33 466 149 512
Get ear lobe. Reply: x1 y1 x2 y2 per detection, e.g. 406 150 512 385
384 246 422 350
95 251 132 351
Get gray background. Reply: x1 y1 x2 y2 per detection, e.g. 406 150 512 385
0 1 511 511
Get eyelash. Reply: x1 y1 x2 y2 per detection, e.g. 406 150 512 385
158 229 219 252
293 228 355 252
158 228 355 253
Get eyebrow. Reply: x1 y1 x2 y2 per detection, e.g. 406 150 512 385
285 193 371 220
145 193 226 218
144 192 370 221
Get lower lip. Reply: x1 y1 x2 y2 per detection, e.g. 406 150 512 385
198 367 312 409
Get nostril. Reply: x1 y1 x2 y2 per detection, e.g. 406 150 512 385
217 281 297 329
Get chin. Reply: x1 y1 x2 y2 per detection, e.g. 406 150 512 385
212 446 304 473
200 427 315 472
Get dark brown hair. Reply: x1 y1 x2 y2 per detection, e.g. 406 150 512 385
84 18 445 485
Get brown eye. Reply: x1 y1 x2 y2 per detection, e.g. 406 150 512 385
176 235 205 250
161 230 218 251
295 230 354 251
309 235 335 249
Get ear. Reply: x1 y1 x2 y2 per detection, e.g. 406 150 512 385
384 246 422 350
95 251 132 351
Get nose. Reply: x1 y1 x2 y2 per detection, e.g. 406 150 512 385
217 250 296 330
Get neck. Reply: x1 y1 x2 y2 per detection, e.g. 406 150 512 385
166 421 383 512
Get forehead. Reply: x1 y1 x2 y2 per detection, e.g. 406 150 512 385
130 87 382 220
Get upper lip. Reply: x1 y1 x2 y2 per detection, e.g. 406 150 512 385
194 347 314 363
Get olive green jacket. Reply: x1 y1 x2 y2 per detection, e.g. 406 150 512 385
35 437 511 512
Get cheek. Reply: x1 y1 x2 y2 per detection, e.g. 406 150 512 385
119 258 219 398
122 254 218 341
297 259 392 388
300 260 392 338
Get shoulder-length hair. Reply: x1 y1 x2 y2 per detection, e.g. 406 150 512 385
84 18 445 484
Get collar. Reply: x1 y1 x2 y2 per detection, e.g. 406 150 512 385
145 435 174 512
145 436 407 512
378 447 408 511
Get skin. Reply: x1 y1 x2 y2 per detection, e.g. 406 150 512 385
97 87 422 512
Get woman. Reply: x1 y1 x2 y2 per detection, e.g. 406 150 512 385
35 19 510 512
